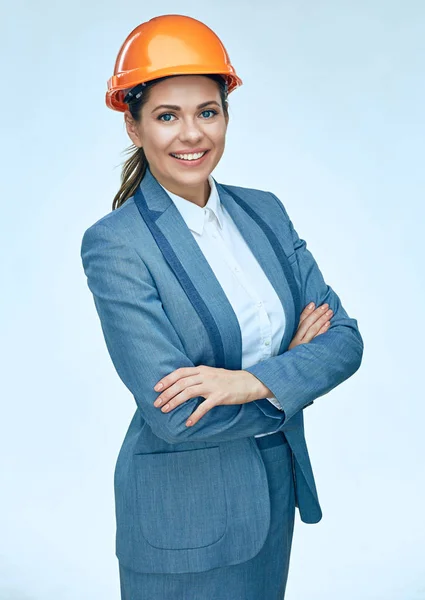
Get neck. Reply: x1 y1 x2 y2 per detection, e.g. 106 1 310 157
150 166 211 207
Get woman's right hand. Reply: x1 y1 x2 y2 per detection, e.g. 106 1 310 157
288 302 333 350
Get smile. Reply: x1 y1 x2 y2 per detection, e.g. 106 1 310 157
171 151 207 161
169 150 210 166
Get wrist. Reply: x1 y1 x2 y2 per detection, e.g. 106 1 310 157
242 370 273 402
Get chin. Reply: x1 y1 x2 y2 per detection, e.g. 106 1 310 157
170 164 209 177
172 172 207 186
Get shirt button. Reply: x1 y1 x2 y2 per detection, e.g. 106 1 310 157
264 340 271 346
256 301 262 308
234 266 239 272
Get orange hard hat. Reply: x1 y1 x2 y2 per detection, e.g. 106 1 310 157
106 14 243 112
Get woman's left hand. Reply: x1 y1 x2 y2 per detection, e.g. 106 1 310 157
153 366 272 427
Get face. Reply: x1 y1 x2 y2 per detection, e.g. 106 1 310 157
124 75 229 206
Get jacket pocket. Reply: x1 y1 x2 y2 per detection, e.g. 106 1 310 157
134 446 227 550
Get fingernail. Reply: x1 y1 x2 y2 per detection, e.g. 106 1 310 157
308 302 314 310
186 420 193 427
155 383 163 391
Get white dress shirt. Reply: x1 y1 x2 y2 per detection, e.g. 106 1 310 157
158 173 285 437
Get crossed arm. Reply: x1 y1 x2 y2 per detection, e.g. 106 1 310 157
80 194 363 444
243 193 364 423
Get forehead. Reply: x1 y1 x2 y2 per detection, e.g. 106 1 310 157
148 75 219 100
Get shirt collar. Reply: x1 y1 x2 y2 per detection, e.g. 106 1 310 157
157 174 223 235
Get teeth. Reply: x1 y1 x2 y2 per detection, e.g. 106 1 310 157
171 151 206 161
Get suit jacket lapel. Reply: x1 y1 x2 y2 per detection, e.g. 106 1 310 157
133 166 299 371
217 183 299 351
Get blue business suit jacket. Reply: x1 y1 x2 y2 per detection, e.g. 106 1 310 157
81 165 364 574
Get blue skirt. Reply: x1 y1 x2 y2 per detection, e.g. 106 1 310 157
118 431 296 600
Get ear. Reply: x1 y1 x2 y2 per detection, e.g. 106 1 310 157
124 110 143 147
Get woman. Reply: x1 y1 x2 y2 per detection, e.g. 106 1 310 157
81 14 364 599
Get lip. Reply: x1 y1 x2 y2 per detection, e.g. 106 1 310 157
169 149 210 167
170 148 210 154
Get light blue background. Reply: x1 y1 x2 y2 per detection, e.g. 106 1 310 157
2 1 424 598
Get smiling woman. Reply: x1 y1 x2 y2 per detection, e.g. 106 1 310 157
81 12 363 600
114 73 230 209
106 14 239 211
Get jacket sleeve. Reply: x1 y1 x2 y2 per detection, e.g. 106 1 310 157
244 192 364 424
81 221 288 444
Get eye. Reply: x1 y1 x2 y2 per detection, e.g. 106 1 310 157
157 109 218 122
157 113 175 122
200 109 218 118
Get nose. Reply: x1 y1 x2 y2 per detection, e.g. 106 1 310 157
179 118 203 144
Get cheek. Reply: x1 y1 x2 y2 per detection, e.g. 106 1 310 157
144 124 174 152
210 123 227 147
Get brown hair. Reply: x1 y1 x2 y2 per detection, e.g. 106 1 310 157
112 74 229 211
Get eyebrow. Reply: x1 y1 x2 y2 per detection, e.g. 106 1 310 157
151 100 221 114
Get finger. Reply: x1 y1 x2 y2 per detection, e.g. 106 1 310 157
298 303 328 329
314 321 331 337
303 311 333 342
297 302 316 326
297 304 328 341
161 384 206 412
186 398 218 427
154 367 201 392
155 377 203 408
298 305 332 339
